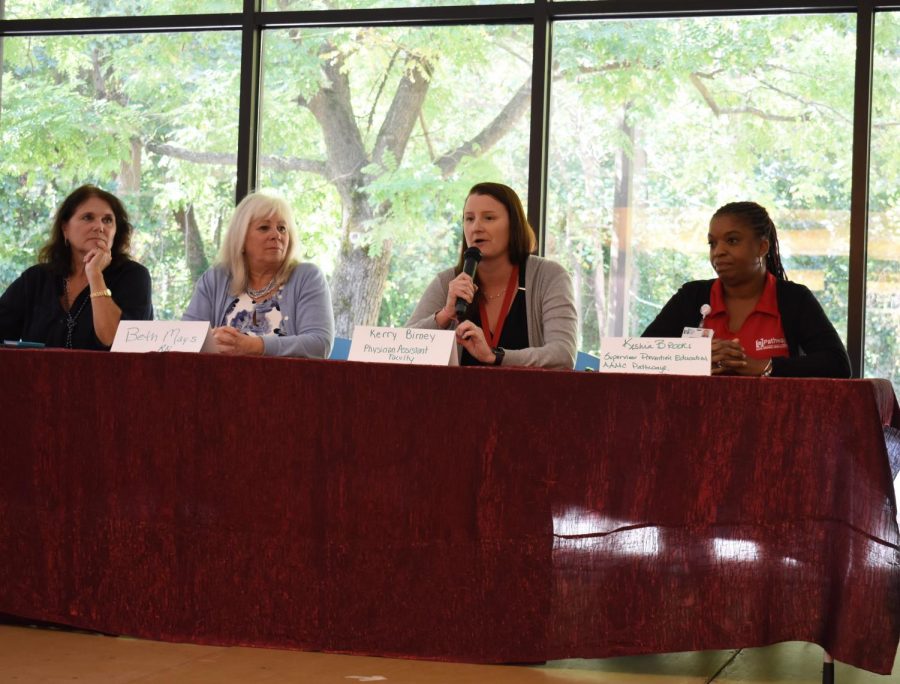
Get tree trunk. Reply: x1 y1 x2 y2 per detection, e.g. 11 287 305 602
175 204 209 281
213 209 224 252
561 212 583 350
593 245 606 346
608 105 636 337
119 137 142 193
331 241 393 337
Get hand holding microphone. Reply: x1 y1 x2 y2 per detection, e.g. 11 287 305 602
436 247 482 328
455 247 482 318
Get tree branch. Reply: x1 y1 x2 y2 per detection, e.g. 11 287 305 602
419 110 436 162
434 75 531 177
689 72 801 122
752 74 852 125
145 141 328 175
366 48 401 137
370 55 433 170
577 60 634 76
307 43 371 199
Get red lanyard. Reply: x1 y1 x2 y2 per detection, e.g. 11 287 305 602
478 265 519 348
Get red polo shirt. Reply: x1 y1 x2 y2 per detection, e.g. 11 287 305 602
704 272 789 360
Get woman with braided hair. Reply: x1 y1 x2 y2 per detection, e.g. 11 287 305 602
642 201 850 378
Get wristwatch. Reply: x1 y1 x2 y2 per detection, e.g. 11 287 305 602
492 347 505 366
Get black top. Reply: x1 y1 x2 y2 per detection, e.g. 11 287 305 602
642 278 851 378
0 259 154 350
461 259 529 366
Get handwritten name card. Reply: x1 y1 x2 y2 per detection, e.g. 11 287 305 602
598 337 711 376
111 321 215 353
349 326 457 366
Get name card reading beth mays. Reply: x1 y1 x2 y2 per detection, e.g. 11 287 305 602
598 337 711 376
111 321 215 353
349 326 457 366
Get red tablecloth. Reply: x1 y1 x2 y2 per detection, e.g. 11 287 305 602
1 349 897 673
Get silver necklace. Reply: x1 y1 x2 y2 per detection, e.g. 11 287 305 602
63 277 90 349
246 278 276 299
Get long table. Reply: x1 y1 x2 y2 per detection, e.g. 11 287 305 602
1 349 898 674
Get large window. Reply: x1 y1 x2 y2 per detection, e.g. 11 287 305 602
545 15 856 356
868 11 900 393
0 31 242 318
0 3 897 392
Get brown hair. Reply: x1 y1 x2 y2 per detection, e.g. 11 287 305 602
38 184 134 276
454 182 536 275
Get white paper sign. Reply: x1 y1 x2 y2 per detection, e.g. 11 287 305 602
348 326 457 366
598 337 711 376
111 321 215 353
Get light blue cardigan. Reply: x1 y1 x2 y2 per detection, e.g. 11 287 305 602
183 263 334 358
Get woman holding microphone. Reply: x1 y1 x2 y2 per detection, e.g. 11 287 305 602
407 182 577 369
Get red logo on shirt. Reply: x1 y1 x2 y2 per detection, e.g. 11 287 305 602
756 337 787 352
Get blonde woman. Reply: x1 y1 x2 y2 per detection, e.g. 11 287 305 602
183 192 334 358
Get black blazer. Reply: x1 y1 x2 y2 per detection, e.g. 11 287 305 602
642 278 851 378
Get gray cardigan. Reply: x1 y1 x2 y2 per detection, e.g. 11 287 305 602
183 263 334 358
406 255 577 369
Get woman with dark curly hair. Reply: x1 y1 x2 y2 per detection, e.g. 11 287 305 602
643 201 850 378
0 184 153 349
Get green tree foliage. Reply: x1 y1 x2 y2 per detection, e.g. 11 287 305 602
1 28 241 318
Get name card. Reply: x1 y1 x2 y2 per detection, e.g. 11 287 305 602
348 326 457 366
111 321 215 353
598 337 711 376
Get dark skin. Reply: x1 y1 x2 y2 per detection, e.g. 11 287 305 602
707 214 773 377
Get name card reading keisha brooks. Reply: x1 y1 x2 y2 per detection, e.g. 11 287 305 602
349 326 457 366
111 321 215 353
598 337 712 376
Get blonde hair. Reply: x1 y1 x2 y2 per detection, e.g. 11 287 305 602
219 192 299 296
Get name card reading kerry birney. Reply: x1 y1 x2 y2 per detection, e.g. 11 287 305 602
111 321 215 353
598 337 711 376
348 326 457 365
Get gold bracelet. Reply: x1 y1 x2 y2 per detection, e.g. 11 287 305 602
90 289 113 299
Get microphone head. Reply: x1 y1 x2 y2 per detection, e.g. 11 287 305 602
700 304 711 316
463 246 483 263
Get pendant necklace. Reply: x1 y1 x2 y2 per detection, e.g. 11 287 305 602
63 277 90 349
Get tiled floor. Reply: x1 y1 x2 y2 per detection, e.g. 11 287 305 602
0 625 896 683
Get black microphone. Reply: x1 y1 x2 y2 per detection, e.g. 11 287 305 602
455 247 482 318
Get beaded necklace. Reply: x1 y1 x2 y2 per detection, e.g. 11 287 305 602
246 278 277 299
